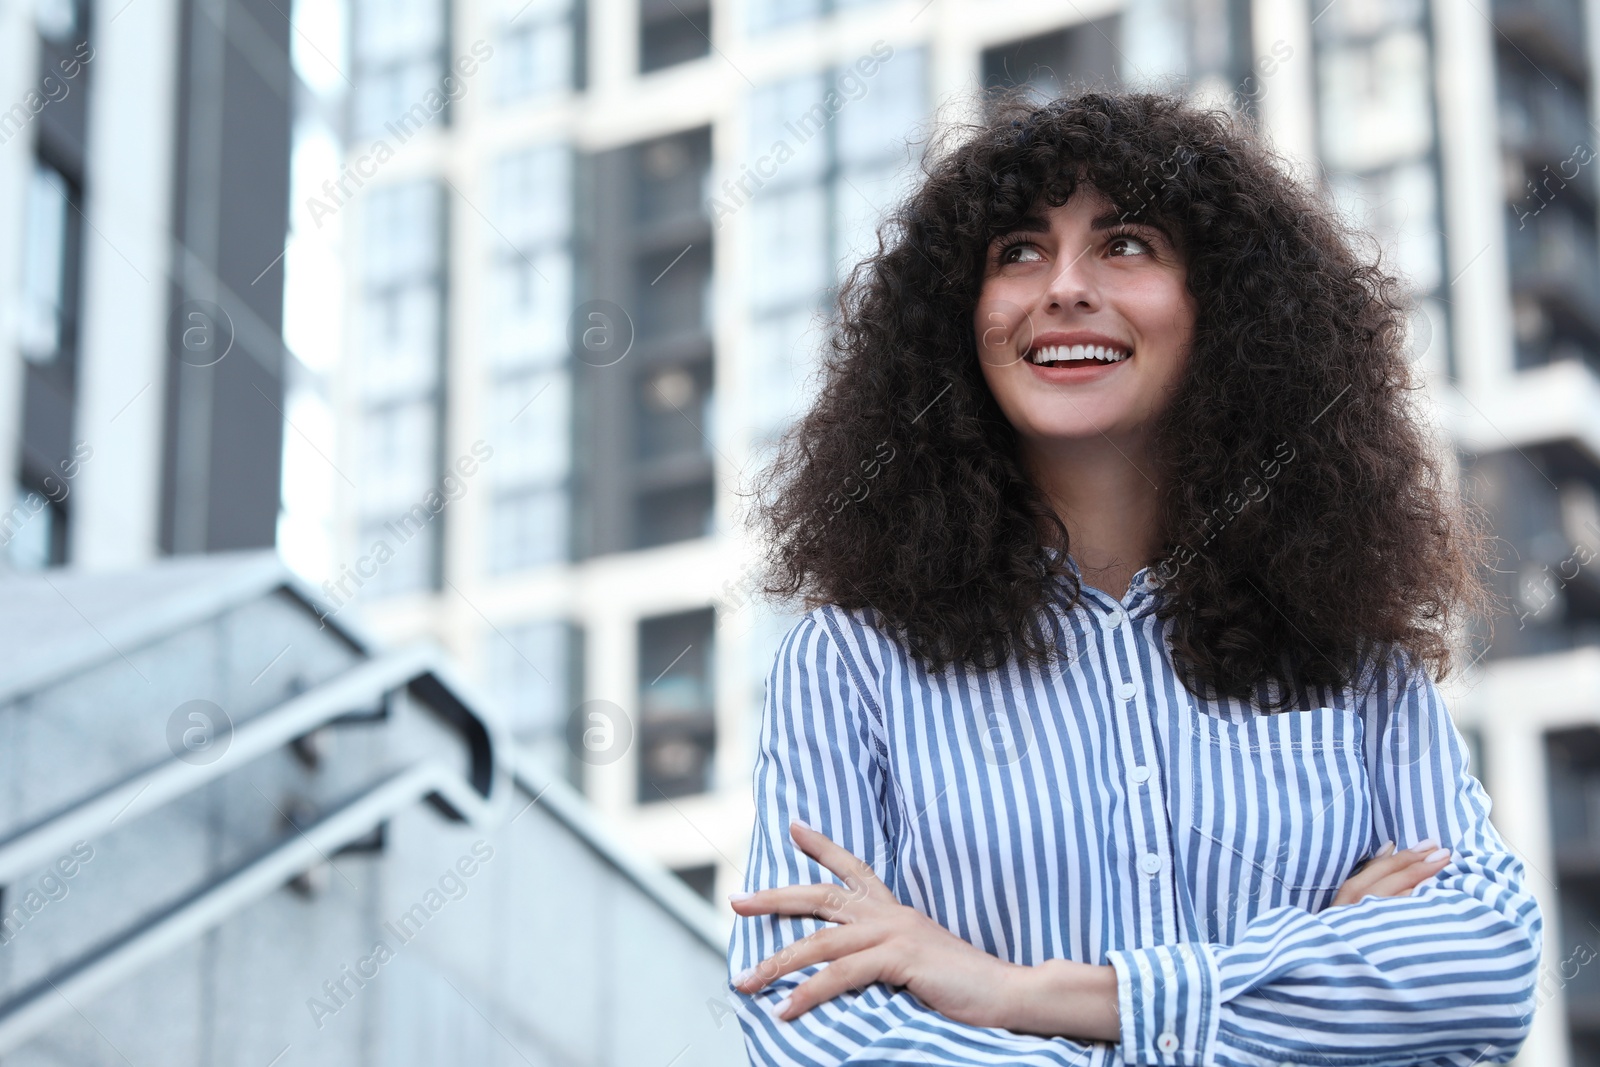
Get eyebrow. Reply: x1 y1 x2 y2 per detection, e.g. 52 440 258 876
990 211 1170 243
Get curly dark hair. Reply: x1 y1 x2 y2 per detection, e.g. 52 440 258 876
748 87 1494 708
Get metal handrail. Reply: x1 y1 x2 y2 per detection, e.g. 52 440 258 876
0 763 493 1054
0 646 461 887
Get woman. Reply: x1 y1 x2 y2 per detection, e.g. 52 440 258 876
725 89 1542 1065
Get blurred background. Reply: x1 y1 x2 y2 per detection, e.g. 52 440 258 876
1 0 1599 1062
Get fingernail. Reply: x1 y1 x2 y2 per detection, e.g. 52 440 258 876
1408 837 1440 853
1377 840 1395 857
1425 847 1451 863
733 966 756 984
774 994 792 1018
728 890 755 902
791 818 816 834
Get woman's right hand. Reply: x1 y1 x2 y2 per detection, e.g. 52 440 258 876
1328 838 1453 908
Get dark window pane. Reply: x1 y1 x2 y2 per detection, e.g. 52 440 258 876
637 608 716 801
640 0 710 72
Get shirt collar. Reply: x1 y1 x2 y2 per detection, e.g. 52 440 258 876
1042 546 1165 617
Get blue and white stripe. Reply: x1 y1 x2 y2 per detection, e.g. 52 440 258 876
727 558 1542 1066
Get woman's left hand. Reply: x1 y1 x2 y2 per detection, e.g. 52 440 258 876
728 820 1035 1029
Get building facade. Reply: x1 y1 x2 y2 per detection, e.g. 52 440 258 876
309 0 1600 1062
0 0 295 572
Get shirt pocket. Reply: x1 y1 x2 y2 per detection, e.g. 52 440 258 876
1175 705 1372 940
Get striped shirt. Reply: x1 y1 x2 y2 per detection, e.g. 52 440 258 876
727 554 1542 1066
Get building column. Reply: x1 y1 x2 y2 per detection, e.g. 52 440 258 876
69 0 183 569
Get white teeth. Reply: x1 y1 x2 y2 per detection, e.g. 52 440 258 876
1029 344 1130 364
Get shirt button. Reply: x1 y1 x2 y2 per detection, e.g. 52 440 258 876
1156 1031 1179 1053
1129 765 1151 784
1139 852 1163 875
1116 681 1137 700
1101 609 1124 628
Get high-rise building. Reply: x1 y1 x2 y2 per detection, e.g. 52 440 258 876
0 0 295 573
309 1 1600 1061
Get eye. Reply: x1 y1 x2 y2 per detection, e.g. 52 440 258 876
995 237 1043 264
1105 230 1154 257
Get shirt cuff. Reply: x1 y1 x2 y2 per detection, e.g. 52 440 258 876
1105 942 1221 1066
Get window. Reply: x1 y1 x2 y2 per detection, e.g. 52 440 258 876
980 20 1122 103
354 181 445 595
19 163 74 365
1543 726 1600 1055
640 0 709 72
573 127 716 555
486 144 575 572
351 0 449 139
1313 0 1453 377
487 619 583 784
743 50 927 447
490 0 583 102
1489 0 1599 373
744 0 881 36
637 608 715 802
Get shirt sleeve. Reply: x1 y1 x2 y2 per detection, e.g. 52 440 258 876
728 610 1108 1066
1104 650 1544 1067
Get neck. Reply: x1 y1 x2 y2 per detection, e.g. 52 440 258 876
1023 433 1162 601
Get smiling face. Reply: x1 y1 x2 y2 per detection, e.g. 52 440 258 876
973 185 1198 453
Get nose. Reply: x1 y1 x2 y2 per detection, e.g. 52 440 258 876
1043 239 1100 313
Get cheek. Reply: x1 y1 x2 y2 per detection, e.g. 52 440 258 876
974 299 1019 353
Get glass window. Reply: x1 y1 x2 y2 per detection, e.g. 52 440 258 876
363 182 442 284
489 487 569 571
493 368 571 486
358 399 439 515
745 0 883 35
742 50 926 446
748 186 829 312
486 144 576 571
19 163 71 364
491 0 578 102
33 0 78 40
640 0 710 72
747 71 831 188
358 282 443 400
1316 32 1433 174
351 0 448 139
355 514 438 596
486 618 575 741
835 47 926 168
637 608 716 801
2 486 58 570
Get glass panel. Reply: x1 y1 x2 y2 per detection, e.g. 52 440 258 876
358 399 439 514
835 46 926 167
355 515 437 595
633 361 713 461
493 368 572 486
486 618 573 740
1317 32 1433 173
493 145 572 246
495 17 574 102
747 305 826 441
362 181 442 284
19 164 70 364
637 608 716 801
359 283 443 400
748 72 831 188
487 251 572 370
352 0 445 62
489 486 568 570
748 186 829 312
